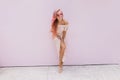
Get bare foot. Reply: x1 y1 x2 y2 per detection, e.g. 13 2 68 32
58 61 63 73
58 66 63 73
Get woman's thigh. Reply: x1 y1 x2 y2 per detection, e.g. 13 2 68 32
60 40 66 49
54 37 61 52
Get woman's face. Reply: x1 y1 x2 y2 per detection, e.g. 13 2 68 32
56 10 63 21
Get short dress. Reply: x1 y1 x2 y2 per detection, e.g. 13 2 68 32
54 24 69 62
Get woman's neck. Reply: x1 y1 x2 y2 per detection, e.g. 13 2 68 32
58 19 65 25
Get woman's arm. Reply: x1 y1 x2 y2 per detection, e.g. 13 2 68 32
62 31 66 40
62 26 68 40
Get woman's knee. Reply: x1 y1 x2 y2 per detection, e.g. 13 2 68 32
62 44 66 49
60 41 66 49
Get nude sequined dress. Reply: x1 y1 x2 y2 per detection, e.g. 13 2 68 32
54 24 69 62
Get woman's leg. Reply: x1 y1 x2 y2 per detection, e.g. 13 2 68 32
60 40 66 62
58 40 66 73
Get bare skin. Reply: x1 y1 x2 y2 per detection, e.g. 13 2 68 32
56 10 68 73
57 28 66 73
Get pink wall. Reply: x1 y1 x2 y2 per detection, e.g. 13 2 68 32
0 0 120 66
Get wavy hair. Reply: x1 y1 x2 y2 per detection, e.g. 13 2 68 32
50 9 63 39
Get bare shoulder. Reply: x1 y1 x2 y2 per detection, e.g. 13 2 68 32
64 19 69 25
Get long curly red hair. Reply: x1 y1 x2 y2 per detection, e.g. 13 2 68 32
50 9 63 39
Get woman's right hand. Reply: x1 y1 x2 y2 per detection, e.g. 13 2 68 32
56 34 62 40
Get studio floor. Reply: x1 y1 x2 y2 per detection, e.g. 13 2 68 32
0 64 120 80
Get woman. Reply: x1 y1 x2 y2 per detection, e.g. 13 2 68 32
50 9 69 73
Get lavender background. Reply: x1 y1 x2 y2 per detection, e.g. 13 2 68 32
0 0 120 66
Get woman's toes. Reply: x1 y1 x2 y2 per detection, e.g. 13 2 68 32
58 66 63 73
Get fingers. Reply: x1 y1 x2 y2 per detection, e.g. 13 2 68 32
57 34 62 40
